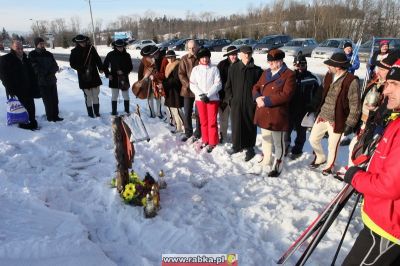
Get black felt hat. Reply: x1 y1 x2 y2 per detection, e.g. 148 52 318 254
72 34 89 43
376 52 399 70
323 53 351 68
140 45 159 57
196 47 211 58
112 39 127 47
165 50 177 58
223 45 239 57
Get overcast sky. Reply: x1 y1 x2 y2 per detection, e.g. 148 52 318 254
0 0 268 34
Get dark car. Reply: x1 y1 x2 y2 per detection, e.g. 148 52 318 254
252 34 292 54
203 39 231 51
358 37 400 62
168 38 207 51
156 39 179 49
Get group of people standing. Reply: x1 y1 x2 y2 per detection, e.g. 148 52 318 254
0 38 63 130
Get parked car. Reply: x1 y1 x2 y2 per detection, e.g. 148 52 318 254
253 34 292 53
129 39 157 50
168 39 207 51
311 38 353 59
221 38 257 53
203 39 231 51
358 37 400 62
281 38 318 57
156 39 180 49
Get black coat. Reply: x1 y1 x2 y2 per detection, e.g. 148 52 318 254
162 60 183 108
0 50 39 99
28 48 59 87
225 59 263 150
289 70 320 120
103 48 133 89
69 44 103 89
217 57 236 101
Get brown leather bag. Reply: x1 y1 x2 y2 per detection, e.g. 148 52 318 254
132 78 150 99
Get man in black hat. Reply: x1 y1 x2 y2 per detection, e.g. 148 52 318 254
224 45 263 161
217 45 239 143
285 55 320 160
29 37 63 122
309 52 360 175
0 40 39 130
69 34 103 118
103 39 133 115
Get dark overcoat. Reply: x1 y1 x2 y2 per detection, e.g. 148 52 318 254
103 48 133 89
69 44 103 89
224 59 263 150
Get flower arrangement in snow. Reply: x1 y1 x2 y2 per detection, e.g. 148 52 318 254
111 171 161 214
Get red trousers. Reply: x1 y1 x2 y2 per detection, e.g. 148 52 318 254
196 100 219 146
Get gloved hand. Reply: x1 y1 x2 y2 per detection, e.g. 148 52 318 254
344 166 362 184
220 102 228 111
200 94 210 103
343 125 354 136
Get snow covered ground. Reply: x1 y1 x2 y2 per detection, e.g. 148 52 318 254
0 48 367 265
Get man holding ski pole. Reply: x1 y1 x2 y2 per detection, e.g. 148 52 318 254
342 59 400 266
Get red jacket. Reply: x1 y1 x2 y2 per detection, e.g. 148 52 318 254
351 117 400 244
252 64 295 131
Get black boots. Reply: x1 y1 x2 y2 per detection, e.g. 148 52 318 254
87 106 94 118
112 101 118 116
93 104 100 117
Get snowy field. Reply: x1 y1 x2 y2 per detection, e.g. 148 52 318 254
0 47 368 266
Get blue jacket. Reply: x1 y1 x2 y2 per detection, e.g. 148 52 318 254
346 52 360 74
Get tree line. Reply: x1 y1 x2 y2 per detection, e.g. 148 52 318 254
2 0 400 47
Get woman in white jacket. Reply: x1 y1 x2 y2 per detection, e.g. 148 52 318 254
189 48 222 152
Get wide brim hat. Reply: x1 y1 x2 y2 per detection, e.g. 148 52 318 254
140 45 159 57
376 52 399 70
165 50 177 58
196 47 211 58
324 53 351 68
223 45 239 57
267 49 285 61
112 39 127 47
240 45 253 54
72 34 89 43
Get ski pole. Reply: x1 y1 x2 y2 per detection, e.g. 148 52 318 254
330 193 362 266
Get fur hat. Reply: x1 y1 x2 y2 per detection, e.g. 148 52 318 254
267 49 285 61
140 45 159 57
72 34 89 43
223 45 239 57
165 50 177 58
323 53 351 68
376 52 399 70
112 39 127 47
239 45 253 54
34 37 45 47
387 59 400 81
196 47 211 58
293 54 307 65
343 42 353 49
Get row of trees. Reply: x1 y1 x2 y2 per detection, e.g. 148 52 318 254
3 0 400 47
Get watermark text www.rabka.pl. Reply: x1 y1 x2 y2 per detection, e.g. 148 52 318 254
162 253 238 265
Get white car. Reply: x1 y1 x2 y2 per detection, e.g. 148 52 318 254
281 38 318 57
311 38 353 59
128 40 156 50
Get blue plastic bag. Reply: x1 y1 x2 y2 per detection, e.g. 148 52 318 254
6 97 29 126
